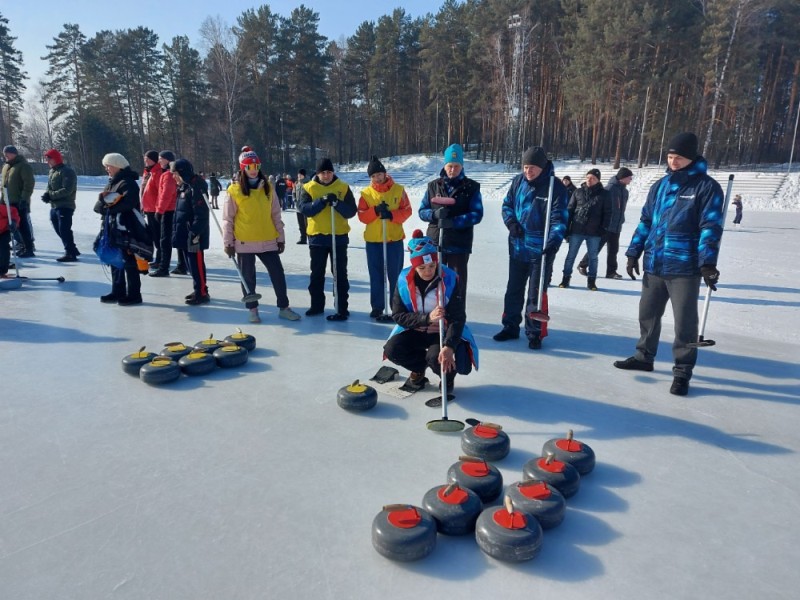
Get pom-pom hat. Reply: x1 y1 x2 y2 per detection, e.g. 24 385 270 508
408 229 439 268
239 146 261 170
367 155 386 176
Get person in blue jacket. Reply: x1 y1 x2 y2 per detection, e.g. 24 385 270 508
494 146 568 349
383 230 478 395
614 132 725 396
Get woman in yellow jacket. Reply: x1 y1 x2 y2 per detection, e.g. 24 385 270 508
223 148 301 323
357 156 412 321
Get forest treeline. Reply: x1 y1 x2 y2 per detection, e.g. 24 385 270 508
1 0 799 176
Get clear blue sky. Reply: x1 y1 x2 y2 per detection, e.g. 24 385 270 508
4 0 439 95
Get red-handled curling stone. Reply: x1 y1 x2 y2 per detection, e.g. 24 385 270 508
460 421 510 461
224 328 256 352
421 482 483 535
542 429 595 475
121 346 157 376
505 479 566 529
337 380 378 411
522 453 580 498
475 496 543 562
371 504 437 561
447 455 503 503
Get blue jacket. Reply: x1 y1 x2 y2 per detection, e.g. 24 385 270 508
501 162 568 262
626 157 724 276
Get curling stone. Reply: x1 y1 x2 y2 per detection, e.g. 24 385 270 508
224 328 256 352
371 504 437 561
337 380 378 412
139 357 181 385
522 453 580 499
461 421 510 461
160 342 192 361
121 346 157 376
194 333 224 353
542 429 596 475
178 351 216 376
213 343 249 368
475 496 543 562
505 479 566 529
421 482 483 535
447 455 503 503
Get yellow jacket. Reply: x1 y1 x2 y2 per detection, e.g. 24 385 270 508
302 177 354 236
357 175 412 242
223 180 283 252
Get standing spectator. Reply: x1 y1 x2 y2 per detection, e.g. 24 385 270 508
209 172 222 209
418 143 483 300
614 132 725 396
150 150 178 277
42 148 80 262
558 168 610 291
140 150 162 268
94 153 144 305
284 174 294 209
1 145 35 257
357 155 413 321
494 147 568 349
0 200 20 277
170 159 211 305
275 174 288 209
578 167 632 279
223 148 301 323
732 194 743 227
562 175 577 197
297 157 357 321
295 169 308 244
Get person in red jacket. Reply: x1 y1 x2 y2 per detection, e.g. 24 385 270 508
1 201 20 277
140 150 162 269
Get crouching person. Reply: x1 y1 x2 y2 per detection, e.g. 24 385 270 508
383 230 478 398
170 159 210 305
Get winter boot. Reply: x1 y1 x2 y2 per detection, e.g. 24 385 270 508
670 377 690 396
528 336 542 350
587 277 598 291
577 264 588 276
493 326 520 341
558 276 571 288
401 372 429 392
613 356 654 372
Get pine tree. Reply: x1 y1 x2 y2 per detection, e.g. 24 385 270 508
0 13 27 144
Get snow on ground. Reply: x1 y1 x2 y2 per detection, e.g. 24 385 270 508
2 157 799 599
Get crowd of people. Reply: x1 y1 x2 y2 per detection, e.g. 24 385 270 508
1 132 727 396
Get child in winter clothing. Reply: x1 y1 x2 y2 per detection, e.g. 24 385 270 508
223 148 301 323
170 159 210 305
357 155 412 321
1 202 20 277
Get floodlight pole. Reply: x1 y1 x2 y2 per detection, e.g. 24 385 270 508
789 94 800 174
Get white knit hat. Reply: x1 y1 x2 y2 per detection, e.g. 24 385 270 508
102 153 129 169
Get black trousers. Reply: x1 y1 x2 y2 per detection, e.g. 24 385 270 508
238 251 289 310
384 330 444 376
111 253 141 298
308 244 348 314
155 211 174 271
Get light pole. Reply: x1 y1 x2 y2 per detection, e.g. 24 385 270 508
280 115 286 173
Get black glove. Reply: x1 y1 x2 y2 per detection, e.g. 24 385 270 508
433 207 449 220
626 256 640 280
41 192 51 203
508 223 524 238
543 242 559 256
438 218 454 229
325 193 338 206
376 202 392 220
700 265 719 291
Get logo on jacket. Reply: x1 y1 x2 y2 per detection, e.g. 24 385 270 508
679 195 696 200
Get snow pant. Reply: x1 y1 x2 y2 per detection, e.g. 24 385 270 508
366 240 404 313
563 234 601 278
733 209 742 224
384 329 455 381
49 207 79 256
182 249 208 297
12 203 34 254
501 253 554 339
442 252 470 302
579 231 621 276
111 253 142 299
296 212 307 243
145 211 161 264
154 211 174 271
0 231 10 274
308 243 348 314
634 272 700 381
238 250 290 310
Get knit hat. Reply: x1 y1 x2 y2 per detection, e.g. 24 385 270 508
238 146 261 170
170 158 194 181
367 155 386 176
44 149 63 164
2 145 18 155
521 146 548 169
298 168 306 177
586 168 602 180
145 150 159 163
666 132 698 160
616 167 633 180
407 229 439 268
316 157 334 173
443 143 464 166
102 153 130 169
159 150 176 162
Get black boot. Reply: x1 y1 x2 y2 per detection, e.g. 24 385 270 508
558 276 571 288
587 277 598 291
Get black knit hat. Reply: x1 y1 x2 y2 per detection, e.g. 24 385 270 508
367 155 386 176
667 132 698 160
586 168 602 180
145 150 159 163
521 146 548 169
170 158 194 180
316 157 334 173
616 167 633 180
159 150 176 162
298 168 306 176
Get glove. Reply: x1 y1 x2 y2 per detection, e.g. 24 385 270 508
700 265 719 291
376 202 392 220
224 246 235 258
433 207 449 220
508 223 524 238
41 192 51 203
325 193 338 206
543 242 559 256
626 256 640 280
277 242 285 254
438 218 454 229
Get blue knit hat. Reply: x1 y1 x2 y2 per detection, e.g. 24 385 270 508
443 143 464 166
408 229 439 267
